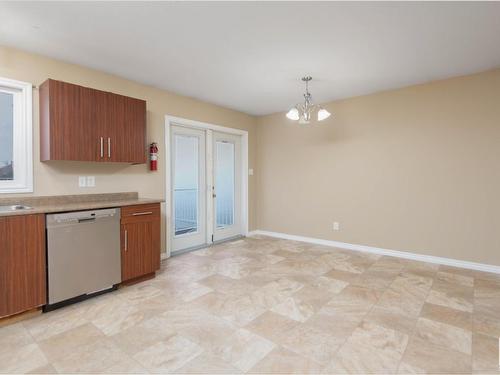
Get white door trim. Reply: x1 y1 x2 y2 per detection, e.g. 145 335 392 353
165 115 249 258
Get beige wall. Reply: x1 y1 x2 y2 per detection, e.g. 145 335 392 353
2 45 499 266
257 69 500 266
0 46 258 253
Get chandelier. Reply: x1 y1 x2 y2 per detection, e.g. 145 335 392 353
286 76 331 124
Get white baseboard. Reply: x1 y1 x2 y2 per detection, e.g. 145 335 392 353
160 252 169 261
248 230 500 275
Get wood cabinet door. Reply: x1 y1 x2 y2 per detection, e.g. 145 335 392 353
121 217 160 282
48 80 96 161
105 92 125 162
91 88 108 161
122 97 147 164
0 214 46 318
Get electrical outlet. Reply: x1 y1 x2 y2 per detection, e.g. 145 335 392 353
78 176 87 188
87 176 95 187
333 221 340 231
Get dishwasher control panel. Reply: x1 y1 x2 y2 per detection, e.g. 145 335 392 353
48 208 119 225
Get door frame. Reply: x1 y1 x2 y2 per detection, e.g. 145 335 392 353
165 115 249 258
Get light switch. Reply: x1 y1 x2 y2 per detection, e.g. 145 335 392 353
78 176 87 187
248 168 254 176
87 176 95 187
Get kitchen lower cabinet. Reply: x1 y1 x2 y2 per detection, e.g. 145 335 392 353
0 214 46 318
120 204 161 282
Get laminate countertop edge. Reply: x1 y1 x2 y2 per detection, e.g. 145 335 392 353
0 198 164 218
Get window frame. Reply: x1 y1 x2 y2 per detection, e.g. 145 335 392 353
0 77 33 193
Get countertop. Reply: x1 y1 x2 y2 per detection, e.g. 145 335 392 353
0 192 163 217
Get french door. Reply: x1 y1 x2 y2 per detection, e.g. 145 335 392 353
212 131 242 242
170 126 243 253
171 126 206 251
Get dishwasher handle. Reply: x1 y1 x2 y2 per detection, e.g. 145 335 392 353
78 217 96 223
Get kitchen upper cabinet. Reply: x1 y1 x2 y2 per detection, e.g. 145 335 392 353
40 79 146 163
0 214 46 318
120 204 161 282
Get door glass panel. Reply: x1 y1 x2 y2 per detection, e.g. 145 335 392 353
0 92 14 180
215 141 235 228
174 135 199 236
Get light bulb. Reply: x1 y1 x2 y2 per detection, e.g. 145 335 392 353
317 108 331 121
286 107 299 121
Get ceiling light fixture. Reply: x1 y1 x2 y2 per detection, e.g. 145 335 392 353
286 76 331 124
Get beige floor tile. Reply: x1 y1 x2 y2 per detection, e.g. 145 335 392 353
280 323 345 365
211 328 275 372
249 346 324 374
473 312 500 338
0 343 48 374
133 334 204 373
198 274 257 296
270 295 316 322
420 302 472 331
472 333 500 373
89 298 143 336
436 271 474 288
23 305 88 341
175 352 241 374
324 268 361 284
402 336 472 374
37 322 105 362
103 357 149 374
426 288 474 313
326 321 408 374
175 313 238 350
307 310 362 341
2 237 494 375
110 313 177 355
244 311 300 343
351 269 399 290
27 363 58 374
116 283 164 304
0 322 34 351
396 361 427 374
414 317 472 355
51 338 130 373
364 305 418 335
320 285 381 316
311 275 349 294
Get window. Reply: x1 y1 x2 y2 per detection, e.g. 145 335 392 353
0 77 32 193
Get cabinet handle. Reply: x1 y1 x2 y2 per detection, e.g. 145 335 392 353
100 137 103 158
124 230 128 251
132 211 153 216
108 138 111 158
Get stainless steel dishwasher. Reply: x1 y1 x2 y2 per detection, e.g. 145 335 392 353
46 208 121 310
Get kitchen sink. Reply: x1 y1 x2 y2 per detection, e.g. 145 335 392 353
0 204 33 212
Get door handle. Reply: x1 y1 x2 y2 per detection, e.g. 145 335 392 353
108 138 111 158
132 211 153 216
100 137 103 158
124 230 128 251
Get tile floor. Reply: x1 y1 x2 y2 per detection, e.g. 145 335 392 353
1 235 500 374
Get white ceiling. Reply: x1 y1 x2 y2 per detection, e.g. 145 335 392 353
1 2 500 116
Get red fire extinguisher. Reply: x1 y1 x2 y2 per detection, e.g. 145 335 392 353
149 142 158 171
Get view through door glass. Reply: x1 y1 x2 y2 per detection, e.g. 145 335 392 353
174 135 199 236
215 141 235 228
